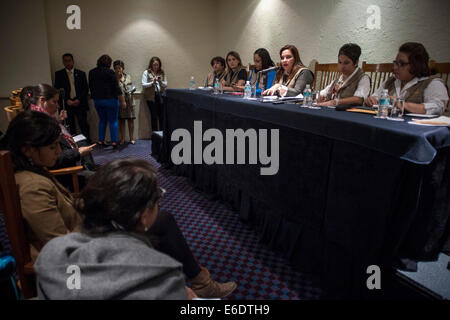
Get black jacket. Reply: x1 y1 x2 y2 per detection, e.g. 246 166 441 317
88 67 122 100
54 68 89 110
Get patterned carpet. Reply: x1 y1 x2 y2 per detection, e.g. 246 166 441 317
0 140 322 300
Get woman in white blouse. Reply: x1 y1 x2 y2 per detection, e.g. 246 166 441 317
142 57 168 133
317 43 371 107
365 42 448 115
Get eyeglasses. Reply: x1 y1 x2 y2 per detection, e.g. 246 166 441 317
393 60 410 67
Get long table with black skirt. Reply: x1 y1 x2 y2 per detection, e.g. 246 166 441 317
161 89 450 299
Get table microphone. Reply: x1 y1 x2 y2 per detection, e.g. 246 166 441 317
58 88 69 129
258 66 280 74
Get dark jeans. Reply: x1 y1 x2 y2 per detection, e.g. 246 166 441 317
67 105 90 142
147 97 163 132
148 210 201 278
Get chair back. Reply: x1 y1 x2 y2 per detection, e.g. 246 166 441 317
0 151 36 298
362 62 393 95
313 62 339 92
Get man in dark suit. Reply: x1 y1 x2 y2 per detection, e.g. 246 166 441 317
54 53 91 142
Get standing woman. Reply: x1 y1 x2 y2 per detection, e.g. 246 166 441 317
142 57 167 134
246 48 277 95
114 60 136 145
263 45 314 97
89 54 126 148
221 51 247 92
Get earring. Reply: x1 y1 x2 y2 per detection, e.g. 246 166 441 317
144 226 149 232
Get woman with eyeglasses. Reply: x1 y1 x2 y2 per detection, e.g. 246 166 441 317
365 42 448 115
1 113 236 299
316 43 371 107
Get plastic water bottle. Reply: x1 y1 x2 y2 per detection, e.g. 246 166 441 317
213 78 220 94
189 76 196 90
379 89 390 118
244 81 252 99
303 84 312 107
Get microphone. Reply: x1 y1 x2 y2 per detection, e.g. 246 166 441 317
59 88 65 100
258 66 280 74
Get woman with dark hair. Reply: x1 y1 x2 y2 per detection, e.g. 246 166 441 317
21 84 97 187
32 157 236 299
89 54 126 147
263 45 314 97
114 60 136 145
34 158 189 299
365 42 448 115
317 43 371 107
221 51 248 92
205 56 226 87
246 48 277 95
142 56 167 134
0 111 81 261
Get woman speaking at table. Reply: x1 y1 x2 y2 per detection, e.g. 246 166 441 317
316 43 371 107
221 51 247 92
365 42 448 115
244 48 277 95
263 45 314 97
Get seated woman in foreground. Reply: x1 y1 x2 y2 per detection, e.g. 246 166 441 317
365 42 448 115
1 112 236 299
221 51 248 92
35 158 191 299
316 43 371 107
263 44 314 97
205 56 226 87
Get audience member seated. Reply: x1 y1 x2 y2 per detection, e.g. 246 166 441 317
263 44 314 97
205 56 226 87
221 51 248 92
22 84 97 189
317 43 371 107
365 42 449 115
0 111 236 298
34 159 192 299
244 48 277 95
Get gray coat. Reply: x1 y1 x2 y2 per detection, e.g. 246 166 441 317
34 232 188 300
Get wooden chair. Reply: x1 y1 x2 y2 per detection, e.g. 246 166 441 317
0 151 36 299
361 62 394 95
313 62 339 92
49 165 83 194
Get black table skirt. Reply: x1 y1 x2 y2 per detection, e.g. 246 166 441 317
161 90 450 299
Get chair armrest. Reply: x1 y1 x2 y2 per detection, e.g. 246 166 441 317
49 166 83 176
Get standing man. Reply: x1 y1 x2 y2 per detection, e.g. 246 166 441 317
54 53 91 142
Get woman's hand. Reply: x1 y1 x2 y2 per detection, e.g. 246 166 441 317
365 96 378 107
316 100 336 107
59 110 68 120
78 144 96 156
316 95 326 103
186 287 198 300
